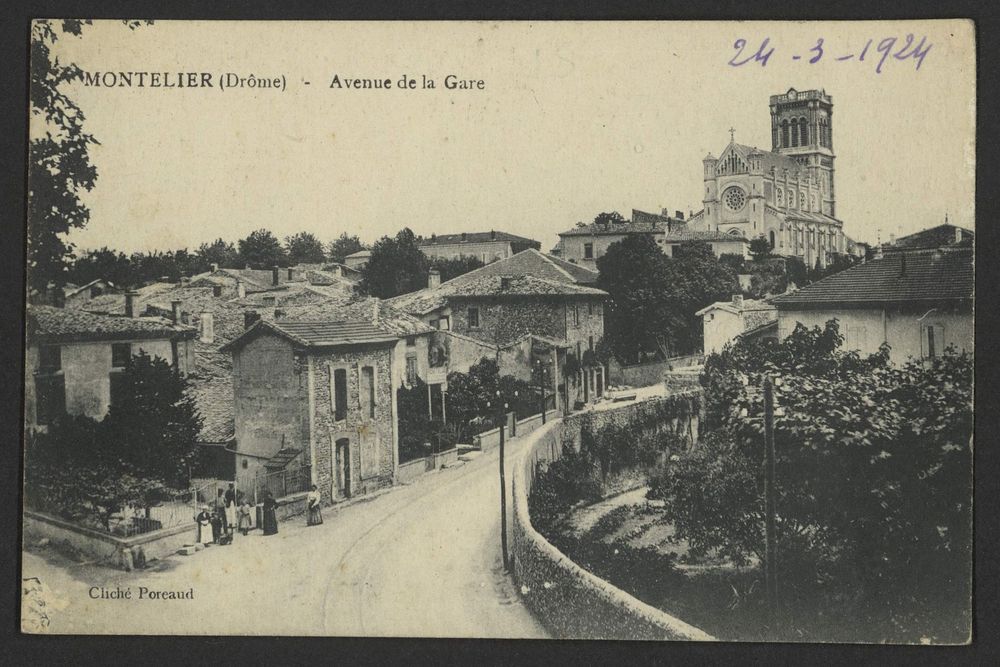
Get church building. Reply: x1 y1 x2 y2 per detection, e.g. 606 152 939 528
687 88 850 269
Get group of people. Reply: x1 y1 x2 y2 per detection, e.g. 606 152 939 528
194 484 324 546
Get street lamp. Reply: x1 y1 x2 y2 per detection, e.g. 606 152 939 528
487 387 517 571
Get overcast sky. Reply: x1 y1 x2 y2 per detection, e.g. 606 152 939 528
46 20 975 255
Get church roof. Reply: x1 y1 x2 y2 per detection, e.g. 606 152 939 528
729 142 802 175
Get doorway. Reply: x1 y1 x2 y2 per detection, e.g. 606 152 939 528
335 438 351 499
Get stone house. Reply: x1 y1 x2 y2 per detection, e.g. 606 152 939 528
221 299 435 502
417 230 541 263
553 209 749 271
770 247 973 363
696 295 778 354
388 249 609 410
24 303 197 430
61 279 117 309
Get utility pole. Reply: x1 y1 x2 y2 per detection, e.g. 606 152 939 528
536 359 547 424
489 389 511 571
763 376 778 627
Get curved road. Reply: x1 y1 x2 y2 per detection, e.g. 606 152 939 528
22 431 548 638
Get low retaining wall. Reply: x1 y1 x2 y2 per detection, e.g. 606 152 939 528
23 510 196 571
609 354 703 387
474 410 558 452
510 407 713 640
397 457 432 484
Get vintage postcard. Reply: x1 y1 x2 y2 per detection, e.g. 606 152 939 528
22 20 974 642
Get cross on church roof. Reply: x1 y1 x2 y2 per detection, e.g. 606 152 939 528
729 127 736 142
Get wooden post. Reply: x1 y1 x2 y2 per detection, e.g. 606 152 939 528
763 376 778 626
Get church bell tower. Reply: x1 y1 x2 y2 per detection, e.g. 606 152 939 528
770 88 836 217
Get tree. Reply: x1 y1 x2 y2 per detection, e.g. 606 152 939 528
597 237 739 362
651 322 973 642
360 228 430 298
67 247 135 289
328 232 367 264
285 231 327 265
749 236 772 258
238 228 288 269
442 357 535 442
594 211 628 226
101 351 202 488
193 238 239 273
27 20 148 296
430 254 485 283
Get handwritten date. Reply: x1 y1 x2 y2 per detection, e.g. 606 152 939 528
729 35 932 74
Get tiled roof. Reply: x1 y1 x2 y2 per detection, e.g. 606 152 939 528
81 281 177 315
222 319 399 351
771 247 974 307
280 297 434 338
27 305 197 343
890 224 974 250
417 231 540 247
731 142 802 175
189 376 234 443
345 250 371 258
696 298 775 317
387 249 607 315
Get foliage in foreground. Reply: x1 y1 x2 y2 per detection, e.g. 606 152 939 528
649 320 972 642
25 352 202 530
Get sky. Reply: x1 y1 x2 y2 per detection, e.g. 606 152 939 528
43 20 975 255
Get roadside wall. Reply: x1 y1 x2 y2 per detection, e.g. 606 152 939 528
608 354 703 387
23 510 196 571
510 393 713 640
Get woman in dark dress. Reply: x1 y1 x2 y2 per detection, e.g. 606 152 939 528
262 490 279 536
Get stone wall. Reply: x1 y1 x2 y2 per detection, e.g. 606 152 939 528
449 296 567 346
23 510 197 571
510 408 713 640
306 344 397 504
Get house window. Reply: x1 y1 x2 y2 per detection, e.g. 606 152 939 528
406 336 416 347
38 345 61 373
112 343 132 368
332 368 348 421
212 285 223 297
468 307 480 328
434 316 450 331
573 304 580 326
34 374 66 425
406 356 418 385
589 335 594 352
588 301 594 316
583 243 594 259
362 365 376 418
263 296 276 307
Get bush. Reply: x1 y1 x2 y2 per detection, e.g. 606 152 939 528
528 448 602 532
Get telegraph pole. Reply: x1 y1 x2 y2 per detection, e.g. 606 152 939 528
763 376 778 626
495 391 510 570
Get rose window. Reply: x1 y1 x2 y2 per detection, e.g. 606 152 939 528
723 186 747 212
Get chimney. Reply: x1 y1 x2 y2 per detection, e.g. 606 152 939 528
490 229 497 240
287 267 294 280
732 294 744 309
171 300 182 323
272 266 280 286
124 291 139 318
676 210 684 220
954 226 963 244
428 269 441 289
244 310 260 330
274 308 285 320
371 299 380 325
500 275 513 291
210 263 219 273
889 233 896 246
236 280 246 299
461 232 467 242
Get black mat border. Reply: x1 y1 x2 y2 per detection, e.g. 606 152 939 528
1 3 997 665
